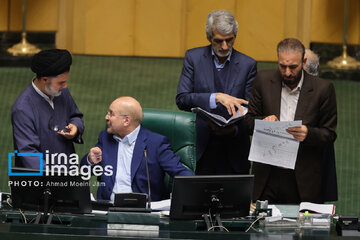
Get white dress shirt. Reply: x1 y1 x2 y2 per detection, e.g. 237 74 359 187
280 71 304 121
110 125 141 201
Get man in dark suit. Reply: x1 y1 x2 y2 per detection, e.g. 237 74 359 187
81 96 193 201
245 38 337 204
176 10 257 175
304 48 338 202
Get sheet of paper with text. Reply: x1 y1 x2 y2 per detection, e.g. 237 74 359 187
248 119 302 169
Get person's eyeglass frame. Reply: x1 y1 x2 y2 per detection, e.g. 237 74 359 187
106 111 128 118
212 37 235 44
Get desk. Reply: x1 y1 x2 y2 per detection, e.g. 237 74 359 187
0 208 338 240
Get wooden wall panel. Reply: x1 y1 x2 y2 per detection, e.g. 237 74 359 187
134 0 183 57
8 0 58 31
85 0 134 56
0 0 9 31
235 0 285 61
311 0 359 44
3 0 360 61
26 0 58 31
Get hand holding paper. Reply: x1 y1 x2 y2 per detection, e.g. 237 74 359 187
248 119 302 169
286 125 308 142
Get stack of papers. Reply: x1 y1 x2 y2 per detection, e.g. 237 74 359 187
299 202 335 215
150 199 170 212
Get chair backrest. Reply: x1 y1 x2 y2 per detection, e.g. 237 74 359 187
142 108 196 191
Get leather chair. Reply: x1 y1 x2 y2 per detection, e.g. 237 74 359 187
142 108 196 191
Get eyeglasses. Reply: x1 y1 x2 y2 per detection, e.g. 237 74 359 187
212 37 235 44
106 111 128 118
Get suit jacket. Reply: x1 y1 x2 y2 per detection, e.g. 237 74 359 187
176 45 257 169
81 126 193 201
245 69 337 203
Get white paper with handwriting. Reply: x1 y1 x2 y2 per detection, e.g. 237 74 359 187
248 119 302 169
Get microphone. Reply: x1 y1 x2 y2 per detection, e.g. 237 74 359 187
144 148 151 210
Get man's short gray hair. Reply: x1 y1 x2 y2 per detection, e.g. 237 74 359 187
304 49 320 76
206 10 238 41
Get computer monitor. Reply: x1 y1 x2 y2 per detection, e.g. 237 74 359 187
9 167 92 214
170 175 254 220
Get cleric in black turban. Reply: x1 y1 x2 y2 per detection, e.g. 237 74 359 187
12 48 84 169
31 49 72 78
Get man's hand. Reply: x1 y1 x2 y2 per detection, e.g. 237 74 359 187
57 123 78 139
215 93 248 116
286 125 308 142
88 147 102 164
263 115 279 121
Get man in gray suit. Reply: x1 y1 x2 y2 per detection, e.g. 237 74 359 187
245 38 337 204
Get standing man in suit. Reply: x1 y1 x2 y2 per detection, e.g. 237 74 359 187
304 48 338 202
245 38 337 203
176 10 257 175
81 96 193 201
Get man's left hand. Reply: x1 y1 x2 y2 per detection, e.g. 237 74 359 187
286 125 308 142
215 93 248 116
57 123 78 140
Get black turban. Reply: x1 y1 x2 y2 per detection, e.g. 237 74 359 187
31 49 72 78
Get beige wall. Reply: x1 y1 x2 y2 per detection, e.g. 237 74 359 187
0 0 9 31
311 0 360 45
2 0 360 61
2 0 58 31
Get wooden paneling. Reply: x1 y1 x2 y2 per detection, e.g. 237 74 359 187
8 0 58 31
84 0 134 56
236 0 285 61
0 0 9 31
134 0 183 57
311 0 359 44
3 0 360 61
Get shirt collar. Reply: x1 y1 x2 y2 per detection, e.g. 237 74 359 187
113 125 140 145
32 78 53 101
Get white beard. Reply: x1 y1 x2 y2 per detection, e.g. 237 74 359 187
45 84 62 97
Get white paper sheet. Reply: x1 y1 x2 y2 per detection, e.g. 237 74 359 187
151 199 170 211
248 119 302 169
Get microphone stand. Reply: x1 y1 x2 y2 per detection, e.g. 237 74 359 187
7 0 40 56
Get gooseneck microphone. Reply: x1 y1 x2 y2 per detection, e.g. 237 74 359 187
144 148 151 209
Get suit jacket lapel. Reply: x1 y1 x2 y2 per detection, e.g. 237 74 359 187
131 127 146 183
201 46 215 92
272 71 282 119
295 72 313 120
108 135 119 185
225 52 239 93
